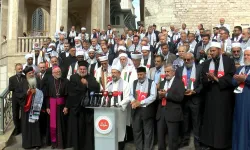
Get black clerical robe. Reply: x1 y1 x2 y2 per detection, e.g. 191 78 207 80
45 77 69 149
20 78 42 149
200 55 235 149
67 74 100 150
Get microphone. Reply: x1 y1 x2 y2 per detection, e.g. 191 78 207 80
101 91 109 107
94 92 103 107
107 92 113 107
90 91 95 107
112 91 119 107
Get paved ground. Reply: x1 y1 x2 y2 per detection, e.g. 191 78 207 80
4 134 195 150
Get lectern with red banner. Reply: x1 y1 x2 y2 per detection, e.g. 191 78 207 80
87 107 127 150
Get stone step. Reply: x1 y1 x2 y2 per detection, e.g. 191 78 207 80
4 134 195 150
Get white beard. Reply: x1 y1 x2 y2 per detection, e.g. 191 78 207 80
27 77 37 89
244 60 250 66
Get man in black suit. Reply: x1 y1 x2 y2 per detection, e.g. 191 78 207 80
9 63 26 135
175 53 203 149
153 24 160 42
157 64 185 150
59 43 70 63
232 26 243 42
101 44 115 65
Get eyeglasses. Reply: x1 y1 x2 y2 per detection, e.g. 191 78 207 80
232 51 240 53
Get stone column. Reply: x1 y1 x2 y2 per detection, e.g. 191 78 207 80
50 0 57 39
91 0 105 30
56 0 68 32
105 0 110 27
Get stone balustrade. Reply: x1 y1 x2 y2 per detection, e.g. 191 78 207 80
0 41 7 58
17 36 48 53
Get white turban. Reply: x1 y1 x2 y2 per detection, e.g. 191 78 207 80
232 42 241 48
210 42 221 49
48 43 56 48
118 46 126 51
99 56 108 62
111 65 122 72
76 50 84 56
131 53 142 60
141 46 150 51
118 53 128 58
25 53 33 60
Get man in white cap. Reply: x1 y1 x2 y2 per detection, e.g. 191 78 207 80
90 38 102 53
48 43 59 58
74 36 83 52
23 53 39 74
105 64 130 150
141 45 155 69
86 49 96 65
32 42 44 66
95 55 112 90
231 42 244 68
112 46 133 66
78 27 89 41
67 50 85 80
119 53 138 85
55 35 65 54
88 51 102 76
200 42 235 150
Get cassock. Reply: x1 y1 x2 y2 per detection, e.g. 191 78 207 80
45 76 69 149
67 73 100 150
200 55 235 149
232 66 250 150
21 78 43 149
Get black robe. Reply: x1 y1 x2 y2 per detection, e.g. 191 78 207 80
200 55 235 149
67 74 100 150
45 77 69 149
20 78 42 149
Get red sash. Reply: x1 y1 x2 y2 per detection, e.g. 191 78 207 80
24 91 33 112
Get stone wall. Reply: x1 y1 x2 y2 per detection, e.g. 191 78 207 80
144 0 250 32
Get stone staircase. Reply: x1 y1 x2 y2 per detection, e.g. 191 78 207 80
3 134 195 150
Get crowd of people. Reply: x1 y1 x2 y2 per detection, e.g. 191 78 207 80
8 18 250 150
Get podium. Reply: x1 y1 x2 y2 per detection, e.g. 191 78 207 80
87 107 127 150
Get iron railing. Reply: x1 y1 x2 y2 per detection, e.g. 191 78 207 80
0 87 12 135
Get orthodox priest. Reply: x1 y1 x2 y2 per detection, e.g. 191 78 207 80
232 48 250 150
67 61 100 150
21 66 43 149
45 66 69 149
200 42 235 149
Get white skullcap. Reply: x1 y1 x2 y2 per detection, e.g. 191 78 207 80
118 46 126 51
131 53 142 60
76 50 84 56
118 53 128 58
74 36 81 40
33 42 40 50
25 53 33 60
210 42 221 49
48 43 56 48
99 55 108 62
111 65 122 72
141 46 150 51
232 42 241 48
81 27 86 31
88 49 95 53
162 27 166 30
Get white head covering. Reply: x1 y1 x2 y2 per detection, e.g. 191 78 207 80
210 42 221 49
99 56 108 62
49 43 56 48
25 53 33 60
162 27 166 30
76 50 84 56
74 36 81 40
33 42 40 50
111 65 122 72
232 42 241 48
141 46 150 51
88 49 95 53
118 53 128 58
118 46 126 51
81 27 86 31
131 53 142 60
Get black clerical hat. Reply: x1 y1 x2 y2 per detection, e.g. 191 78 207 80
78 61 89 68
23 66 33 75
137 67 146 73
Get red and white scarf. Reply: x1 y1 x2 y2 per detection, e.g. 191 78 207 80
136 79 149 102
209 55 224 78
141 52 152 69
234 66 250 93
182 64 196 90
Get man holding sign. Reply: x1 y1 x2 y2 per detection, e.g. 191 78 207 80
130 67 157 150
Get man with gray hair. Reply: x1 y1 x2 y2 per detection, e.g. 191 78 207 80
175 52 203 149
241 28 250 50
231 42 244 68
220 27 232 55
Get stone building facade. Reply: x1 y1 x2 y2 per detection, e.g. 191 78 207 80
142 0 250 32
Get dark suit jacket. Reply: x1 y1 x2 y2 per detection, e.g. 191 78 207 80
9 74 26 100
156 77 185 122
89 62 101 76
175 65 203 104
